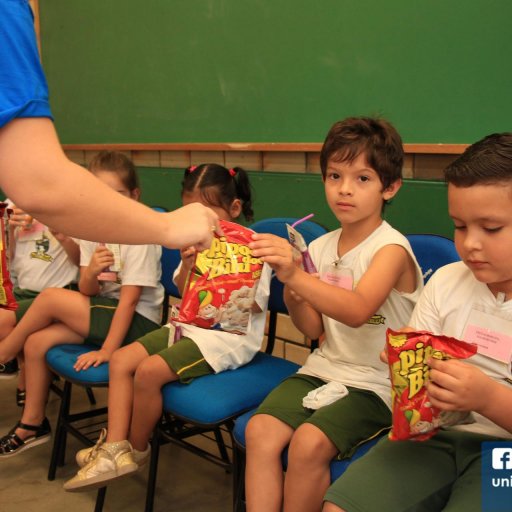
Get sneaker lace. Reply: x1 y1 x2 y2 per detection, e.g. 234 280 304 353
85 428 107 464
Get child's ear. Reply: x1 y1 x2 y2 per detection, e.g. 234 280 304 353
230 198 242 219
131 188 141 201
382 179 402 201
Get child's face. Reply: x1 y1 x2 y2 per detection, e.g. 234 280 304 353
94 170 139 200
449 182 512 296
324 153 399 227
182 190 235 221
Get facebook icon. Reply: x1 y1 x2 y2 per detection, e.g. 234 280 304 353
483 442 512 512
493 448 512 470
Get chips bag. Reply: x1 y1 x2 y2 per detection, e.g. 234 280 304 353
0 203 18 311
177 220 263 334
387 329 477 441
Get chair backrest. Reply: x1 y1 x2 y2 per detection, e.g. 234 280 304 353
405 234 460 284
250 217 328 352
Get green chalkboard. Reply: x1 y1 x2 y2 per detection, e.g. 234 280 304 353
39 1 512 145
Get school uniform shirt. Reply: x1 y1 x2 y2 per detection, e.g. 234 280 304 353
10 222 78 290
172 262 272 373
298 221 424 408
410 261 512 439
0 0 52 127
79 241 164 325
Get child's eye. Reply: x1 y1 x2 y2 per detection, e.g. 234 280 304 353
484 226 503 233
453 225 466 230
328 173 340 180
358 175 370 183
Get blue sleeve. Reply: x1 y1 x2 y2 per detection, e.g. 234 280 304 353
0 0 52 128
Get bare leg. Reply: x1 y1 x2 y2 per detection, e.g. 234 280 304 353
0 309 16 340
283 423 338 512
0 288 90 362
106 342 151 443
14 324 84 439
128 355 177 451
245 414 294 512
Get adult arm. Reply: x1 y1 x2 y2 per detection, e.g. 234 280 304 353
0 118 219 249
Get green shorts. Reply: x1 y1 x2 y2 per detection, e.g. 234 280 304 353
325 430 498 512
13 285 78 323
86 297 159 347
138 328 214 384
255 373 391 458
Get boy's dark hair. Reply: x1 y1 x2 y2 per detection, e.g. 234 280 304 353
182 163 254 221
320 117 404 190
88 150 139 191
444 133 512 187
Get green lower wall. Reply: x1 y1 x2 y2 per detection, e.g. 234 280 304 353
138 168 453 238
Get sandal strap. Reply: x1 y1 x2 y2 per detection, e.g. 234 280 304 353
0 432 24 453
18 420 45 432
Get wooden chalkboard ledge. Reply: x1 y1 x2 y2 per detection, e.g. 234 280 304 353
62 143 468 155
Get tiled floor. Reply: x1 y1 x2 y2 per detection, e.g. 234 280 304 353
0 375 233 512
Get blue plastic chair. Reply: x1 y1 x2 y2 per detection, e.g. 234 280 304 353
405 233 460 283
46 224 178 484
141 217 327 512
231 233 460 511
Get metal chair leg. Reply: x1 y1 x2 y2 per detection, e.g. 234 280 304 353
85 387 96 405
94 487 107 512
48 380 72 480
144 428 161 512
232 444 246 512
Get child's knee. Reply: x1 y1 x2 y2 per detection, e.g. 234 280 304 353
24 333 47 359
289 423 335 463
246 414 288 452
134 355 166 388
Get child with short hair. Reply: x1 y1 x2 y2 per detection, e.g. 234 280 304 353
0 203 80 406
245 117 424 512
63 163 273 491
323 132 512 512
0 151 164 457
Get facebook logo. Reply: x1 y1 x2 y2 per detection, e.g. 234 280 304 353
482 442 512 512
493 448 512 470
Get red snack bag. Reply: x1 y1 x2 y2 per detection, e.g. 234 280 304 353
0 203 18 311
387 329 477 441
177 220 263 334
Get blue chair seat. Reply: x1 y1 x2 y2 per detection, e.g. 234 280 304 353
46 343 109 386
163 353 300 426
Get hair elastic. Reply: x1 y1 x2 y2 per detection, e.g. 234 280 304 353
188 165 198 173
228 168 237 177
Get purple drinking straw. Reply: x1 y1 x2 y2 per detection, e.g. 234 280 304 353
291 213 314 228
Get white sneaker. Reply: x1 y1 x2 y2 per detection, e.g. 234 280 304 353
76 429 150 470
64 440 138 492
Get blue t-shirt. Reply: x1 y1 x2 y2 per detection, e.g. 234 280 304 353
0 0 52 128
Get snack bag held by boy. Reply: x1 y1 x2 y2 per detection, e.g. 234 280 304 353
178 220 263 334
387 329 477 441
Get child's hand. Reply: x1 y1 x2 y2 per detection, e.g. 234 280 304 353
426 358 492 413
89 245 115 276
8 206 33 230
180 246 196 272
74 348 111 371
249 233 297 283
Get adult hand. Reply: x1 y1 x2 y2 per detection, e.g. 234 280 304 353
164 203 220 251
